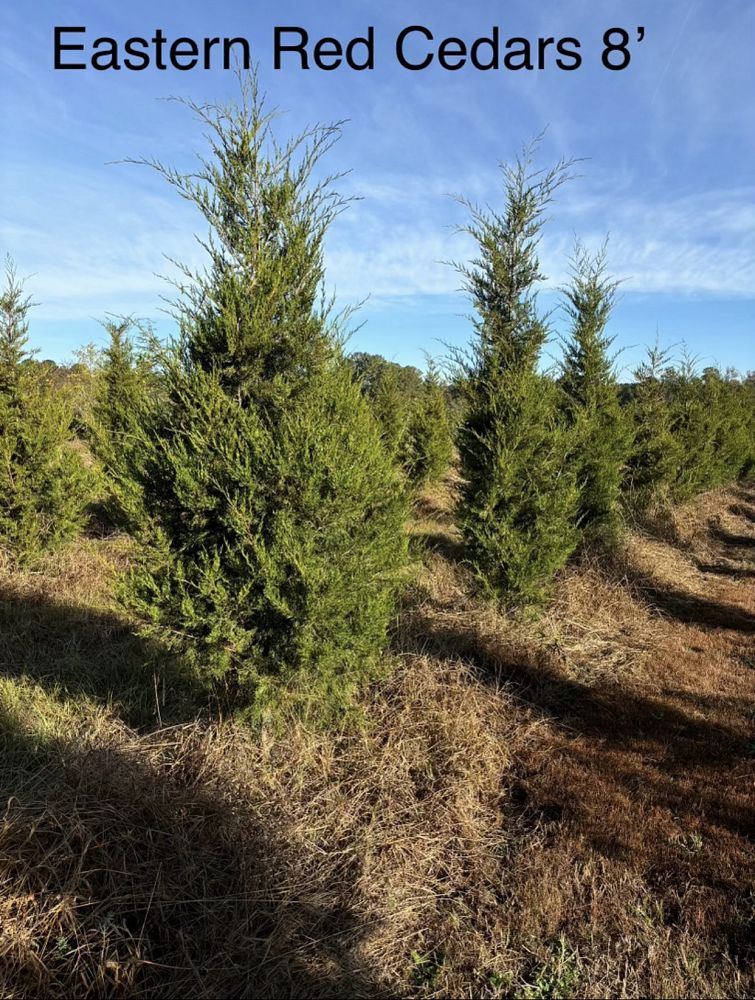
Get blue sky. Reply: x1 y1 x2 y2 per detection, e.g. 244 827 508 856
1 0 753 376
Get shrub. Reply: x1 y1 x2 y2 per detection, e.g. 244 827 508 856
0 257 94 564
110 76 408 722
455 146 580 604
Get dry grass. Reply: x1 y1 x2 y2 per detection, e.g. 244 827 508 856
1 479 754 997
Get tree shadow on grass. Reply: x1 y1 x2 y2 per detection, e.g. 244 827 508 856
410 530 467 565
729 503 755 524
613 557 755 633
625 579 755 632
0 586 206 730
0 697 386 999
696 562 755 579
403 599 755 853
710 525 755 549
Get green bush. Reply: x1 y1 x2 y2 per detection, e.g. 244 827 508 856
108 76 408 722
0 258 95 565
455 146 579 604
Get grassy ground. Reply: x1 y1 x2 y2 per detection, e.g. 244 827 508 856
1 480 754 998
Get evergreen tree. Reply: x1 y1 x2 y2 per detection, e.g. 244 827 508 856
406 357 453 487
624 343 681 512
111 76 408 722
0 257 31 393
0 257 94 564
348 353 424 470
372 363 412 461
90 317 155 521
663 352 721 500
700 367 753 487
66 342 105 437
560 243 629 545
455 146 580 604
739 372 755 481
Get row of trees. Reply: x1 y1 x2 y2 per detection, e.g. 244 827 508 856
0 259 96 563
455 148 754 601
348 352 454 487
2 76 753 722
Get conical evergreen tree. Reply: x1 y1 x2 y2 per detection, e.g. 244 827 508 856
624 343 681 512
406 357 453 488
372 363 412 462
560 243 629 545
0 256 31 393
90 317 155 522
455 146 580 604
663 351 721 501
111 76 408 722
0 257 94 564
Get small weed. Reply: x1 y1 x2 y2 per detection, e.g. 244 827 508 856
488 969 515 997
637 898 666 928
518 938 580 999
53 936 70 960
673 831 704 855
411 948 444 990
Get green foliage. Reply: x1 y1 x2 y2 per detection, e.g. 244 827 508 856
349 352 423 463
0 257 31 391
625 346 754 512
663 354 721 501
349 352 424 404
665 360 753 499
90 318 155 522
734 372 755 481
405 358 453 487
518 937 581 999
455 145 579 604
0 258 95 565
61 342 105 435
371 363 413 460
624 344 681 512
560 243 629 546
109 76 408 722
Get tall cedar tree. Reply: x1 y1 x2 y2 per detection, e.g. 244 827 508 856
91 318 154 522
371 364 414 462
624 344 681 512
110 77 408 722
0 257 94 564
455 147 580 603
560 243 629 545
663 353 722 501
406 358 453 487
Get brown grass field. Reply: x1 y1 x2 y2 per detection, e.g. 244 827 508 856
1 479 754 998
